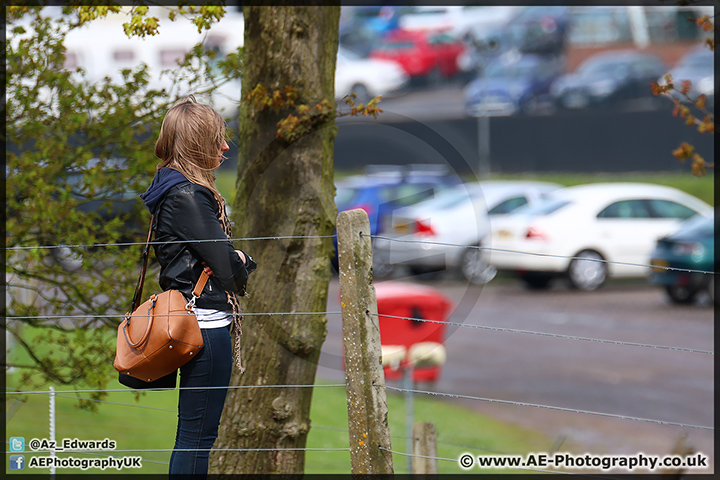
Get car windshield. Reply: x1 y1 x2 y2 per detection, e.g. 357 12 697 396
677 214 714 237
413 187 476 211
483 59 536 79
679 51 713 70
338 48 361 62
513 197 570 216
377 41 415 51
335 185 358 207
578 58 627 77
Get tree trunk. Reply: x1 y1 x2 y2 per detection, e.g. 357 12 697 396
210 5 340 475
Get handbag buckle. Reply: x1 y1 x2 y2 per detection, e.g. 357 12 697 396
186 294 198 311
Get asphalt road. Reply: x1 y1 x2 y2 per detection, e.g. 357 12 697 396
317 275 714 473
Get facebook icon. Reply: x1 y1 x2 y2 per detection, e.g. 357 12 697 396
10 455 25 470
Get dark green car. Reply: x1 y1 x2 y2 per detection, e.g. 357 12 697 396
649 213 715 305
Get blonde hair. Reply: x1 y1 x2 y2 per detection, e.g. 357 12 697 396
154 95 228 208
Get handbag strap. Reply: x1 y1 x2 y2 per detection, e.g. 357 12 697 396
129 215 210 313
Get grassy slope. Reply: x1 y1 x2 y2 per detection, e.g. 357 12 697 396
7 327 551 475
217 169 715 207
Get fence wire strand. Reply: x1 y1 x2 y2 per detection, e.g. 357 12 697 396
368 234 717 276
377 446 617 478
5 311 342 321
377 383 713 431
4 235 337 251
5 232 715 275
370 313 714 355
5 384 347 395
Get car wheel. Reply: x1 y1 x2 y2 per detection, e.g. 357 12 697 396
519 272 553 290
567 250 607 291
561 92 589 109
665 285 698 305
426 67 442 87
521 95 539 115
459 245 497 285
351 84 371 105
708 277 716 306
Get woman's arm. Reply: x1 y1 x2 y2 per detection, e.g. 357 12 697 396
172 186 251 294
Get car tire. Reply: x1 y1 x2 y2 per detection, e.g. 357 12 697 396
521 95 539 115
561 92 589 109
665 285 698 305
519 272 554 290
567 250 607 291
459 245 497 285
708 277 716 306
426 67 442 87
351 84 371 105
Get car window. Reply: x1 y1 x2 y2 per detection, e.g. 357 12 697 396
488 196 528 215
515 198 570 216
378 41 415 51
392 184 436 206
335 186 357 207
597 200 651 219
646 199 698 219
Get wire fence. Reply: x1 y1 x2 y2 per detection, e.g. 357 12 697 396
6 231 714 473
3 233 717 276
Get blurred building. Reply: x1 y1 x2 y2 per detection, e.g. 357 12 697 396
565 5 713 72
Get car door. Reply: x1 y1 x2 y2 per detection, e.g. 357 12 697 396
595 199 692 275
428 34 462 75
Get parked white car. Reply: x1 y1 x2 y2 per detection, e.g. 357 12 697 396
488 183 713 290
372 180 561 283
335 47 409 104
398 6 520 42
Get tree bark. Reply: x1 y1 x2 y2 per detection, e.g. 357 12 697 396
210 5 340 475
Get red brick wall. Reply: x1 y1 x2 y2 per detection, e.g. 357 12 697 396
564 40 701 72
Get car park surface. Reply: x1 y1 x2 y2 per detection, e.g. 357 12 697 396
648 212 715 305
488 183 712 291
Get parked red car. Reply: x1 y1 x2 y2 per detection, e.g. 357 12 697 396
369 29 466 82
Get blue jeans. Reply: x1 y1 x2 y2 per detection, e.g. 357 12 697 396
169 326 232 479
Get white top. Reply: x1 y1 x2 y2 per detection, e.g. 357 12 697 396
193 307 233 329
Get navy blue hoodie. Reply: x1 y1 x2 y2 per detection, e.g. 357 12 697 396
139 167 188 214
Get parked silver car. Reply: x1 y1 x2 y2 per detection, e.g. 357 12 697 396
373 180 561 283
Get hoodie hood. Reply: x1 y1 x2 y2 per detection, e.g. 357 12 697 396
140 167 189 214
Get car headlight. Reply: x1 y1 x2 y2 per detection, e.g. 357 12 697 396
588 79 616 97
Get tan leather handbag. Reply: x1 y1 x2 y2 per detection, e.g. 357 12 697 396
114 215 206 383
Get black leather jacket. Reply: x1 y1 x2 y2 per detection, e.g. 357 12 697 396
153 181 256 310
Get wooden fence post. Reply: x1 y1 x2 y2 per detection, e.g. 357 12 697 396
412 422 438 474
337 209 394 475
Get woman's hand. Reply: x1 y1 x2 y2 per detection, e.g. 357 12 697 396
235 249 246 263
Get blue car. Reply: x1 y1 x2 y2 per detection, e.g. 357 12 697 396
464 53 563 116
332 165 463 270
649 213 715 305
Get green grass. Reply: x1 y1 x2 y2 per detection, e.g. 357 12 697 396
7 327 553 475
487 171 715 206
6 377 552 475
215 169 714 207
